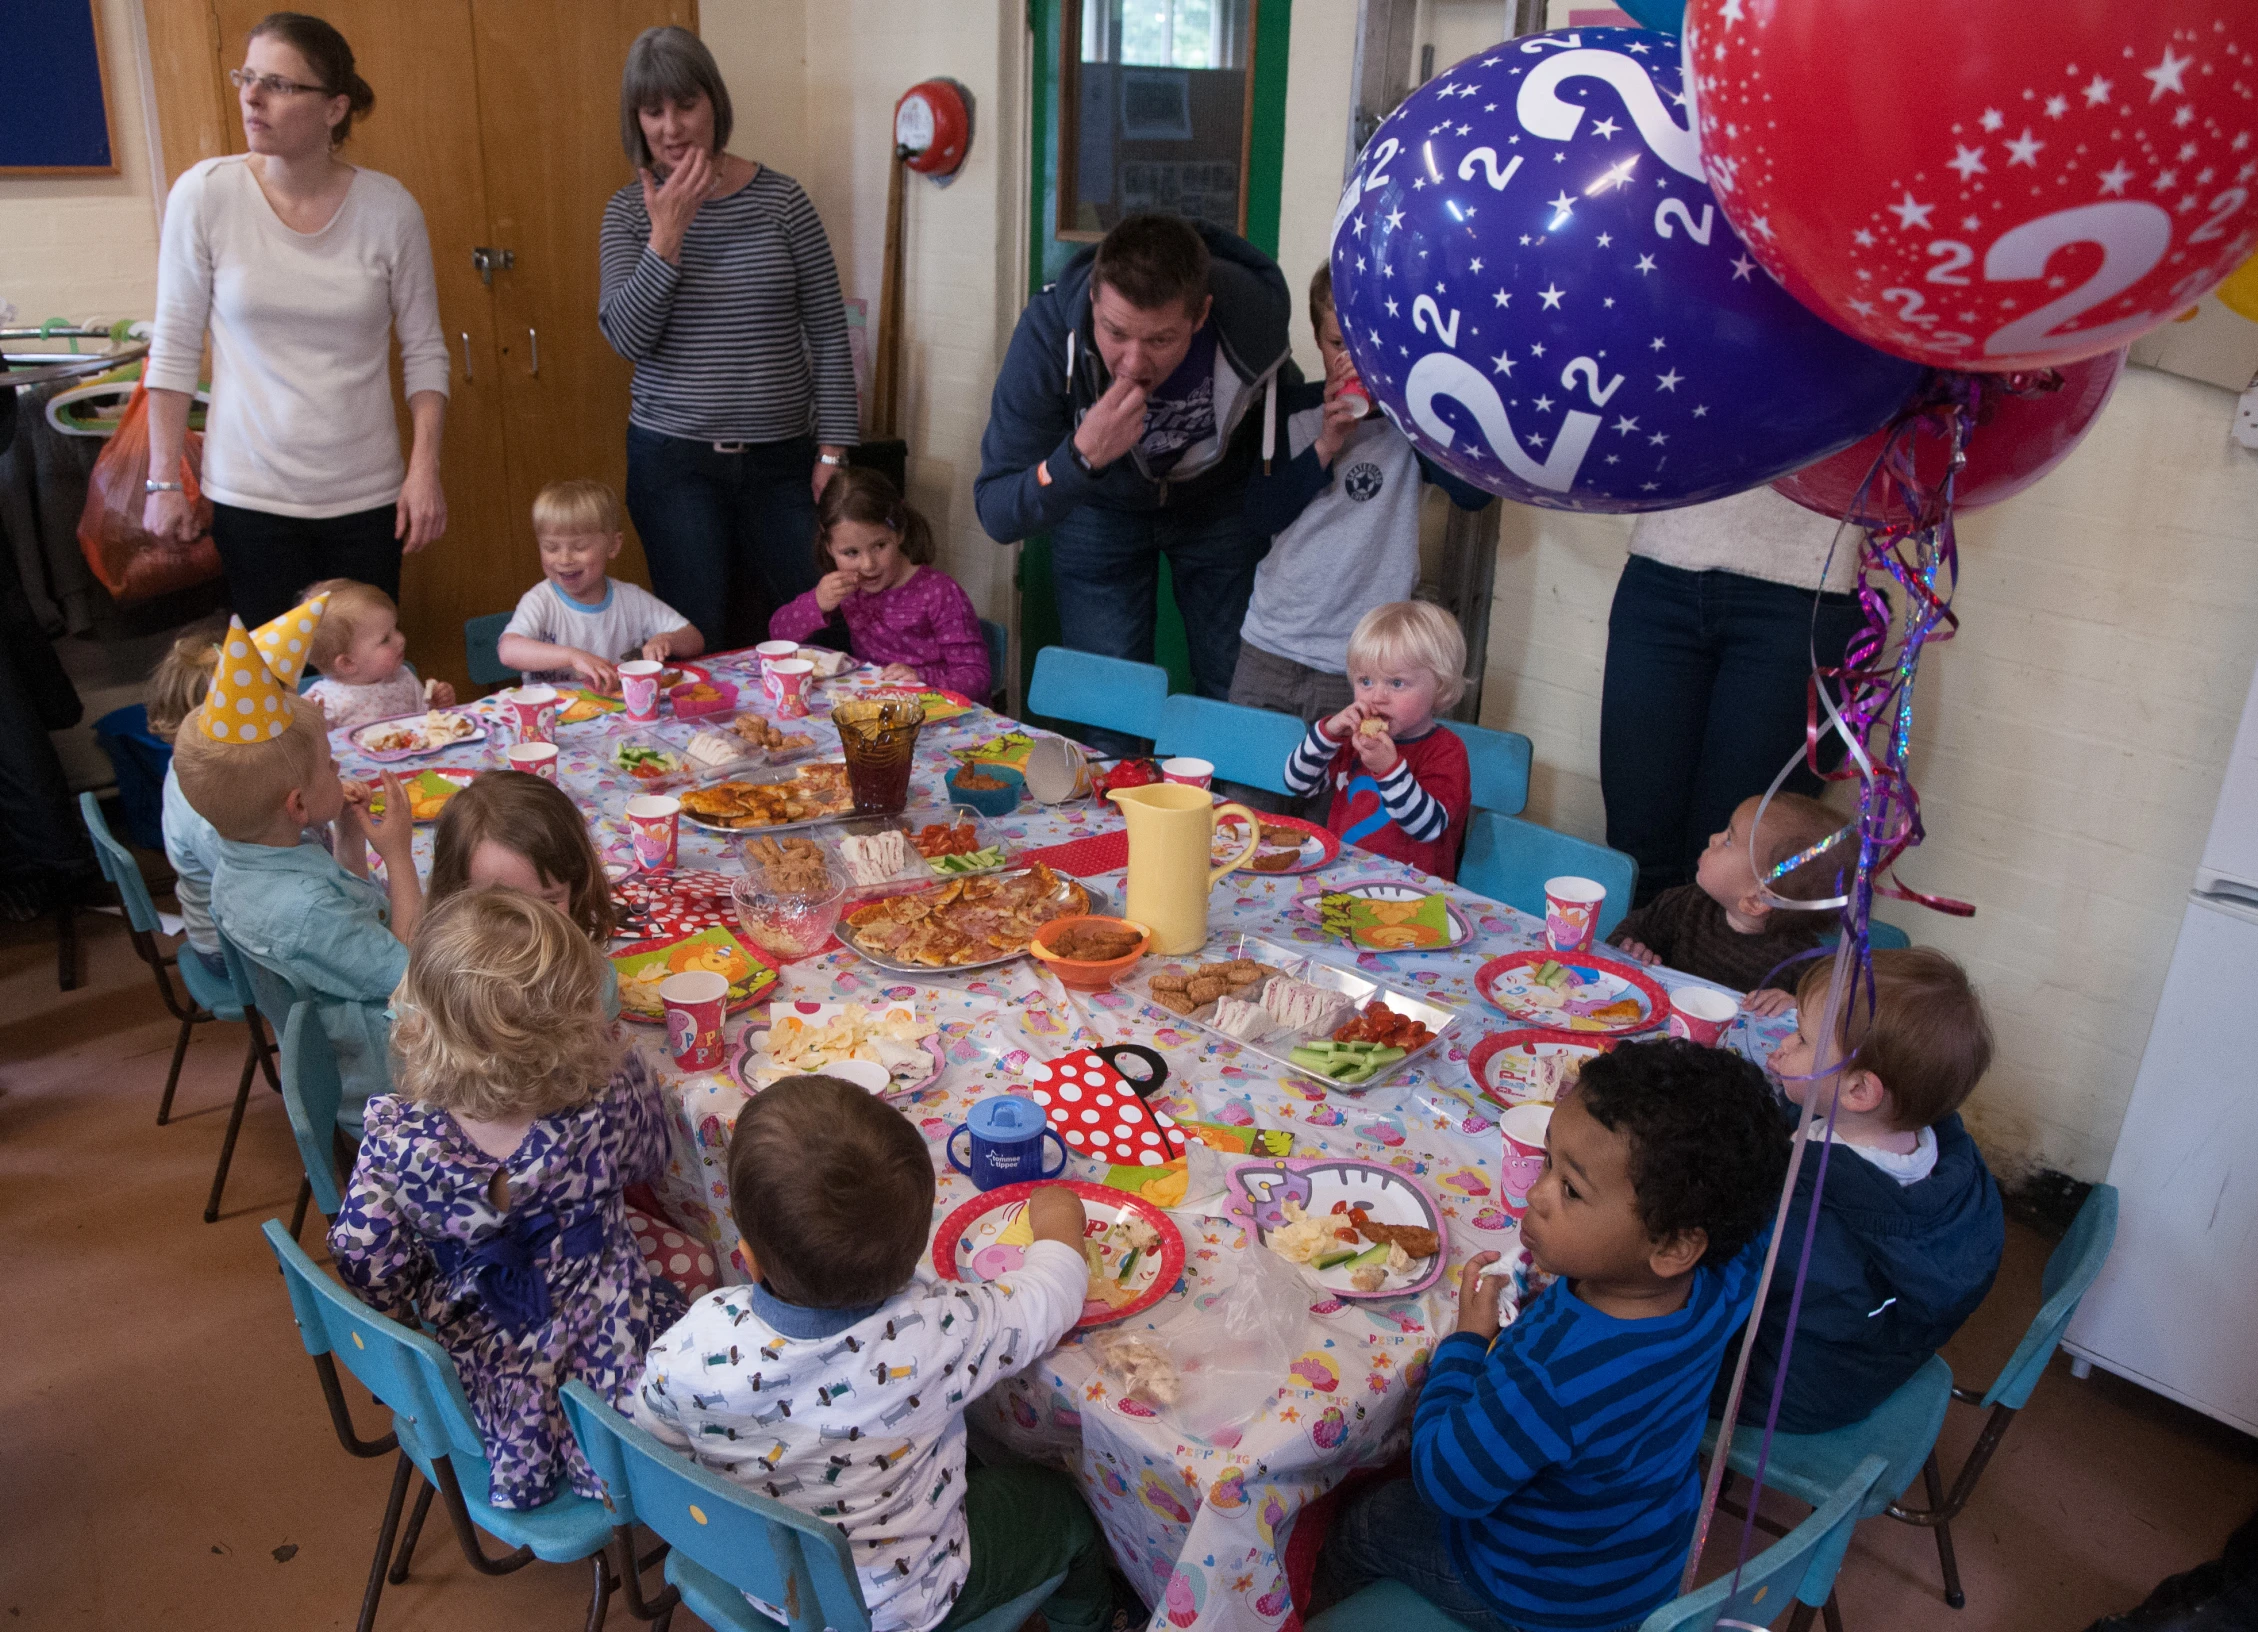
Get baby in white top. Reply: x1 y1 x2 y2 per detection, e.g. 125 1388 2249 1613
300 578 455 735
497 479 701 690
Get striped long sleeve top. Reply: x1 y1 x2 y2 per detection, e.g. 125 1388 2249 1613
1284 718 1471 881
597 167 860 446
1411 1241 1765 1631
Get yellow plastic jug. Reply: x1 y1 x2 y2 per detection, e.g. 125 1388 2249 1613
1107 782 1260 954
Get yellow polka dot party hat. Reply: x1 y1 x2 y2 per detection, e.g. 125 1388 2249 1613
197 593 328 743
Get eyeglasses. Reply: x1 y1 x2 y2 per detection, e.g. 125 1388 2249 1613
228 68 329 97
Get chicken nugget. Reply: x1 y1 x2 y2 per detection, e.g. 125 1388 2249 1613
1152 989 1196 1016
1186 976 1230 1006
1149 971 1191 994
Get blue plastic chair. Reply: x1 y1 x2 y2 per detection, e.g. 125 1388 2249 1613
280 1000 355 1239
1817 919 1912 952
1438 719 1532 817
1877 1184 2118 1608
1025 646 1170 747
465 611 519 691
261 1220 620 1632
1154 694 1312 796
1457 812 1638 939
1307 1455 1888 1632
977 617 1009 709
79 792 273 1219
559 1381 1066 1632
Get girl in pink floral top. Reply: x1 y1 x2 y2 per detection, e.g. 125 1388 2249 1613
768 468 991 699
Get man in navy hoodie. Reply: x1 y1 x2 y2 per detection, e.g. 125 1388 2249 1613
1728 947 2006 1434
976 213 1292 753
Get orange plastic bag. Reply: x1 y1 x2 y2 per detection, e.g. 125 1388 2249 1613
76 381 224 603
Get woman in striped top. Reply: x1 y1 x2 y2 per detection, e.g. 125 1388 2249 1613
599 27 858 649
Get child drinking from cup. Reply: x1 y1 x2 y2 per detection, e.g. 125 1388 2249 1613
497 479 702 690
1281 600 1473 880
637 1076 1115 1632
1609 791 1843 1014
299 577 456 733
1315 1040 1789 1631
329 888 687 1512
767 467 991 700
1725 947 2003 1434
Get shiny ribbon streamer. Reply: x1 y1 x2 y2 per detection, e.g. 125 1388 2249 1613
1686 370 2058 1598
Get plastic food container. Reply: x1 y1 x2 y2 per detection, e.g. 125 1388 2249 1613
947 763 1024 817
670 677 739 719
731 866 848 961
1029 915 1151 990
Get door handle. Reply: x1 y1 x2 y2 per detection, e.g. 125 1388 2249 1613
471 246 515 285
458 331 473 382
528 327 539 378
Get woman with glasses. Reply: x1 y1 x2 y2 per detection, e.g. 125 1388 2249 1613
144 12 449 628
599 26 858 650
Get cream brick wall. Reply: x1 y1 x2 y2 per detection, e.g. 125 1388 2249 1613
1479 368 2258 1183
0 0 162 325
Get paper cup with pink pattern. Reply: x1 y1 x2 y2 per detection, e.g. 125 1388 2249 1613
1666 985 1739 1046
502 684 559 746
625 794 680 872
659 969 729 1071
767 659 815 720
755 640 799 703
1542 875 1606 953
618 659 664 724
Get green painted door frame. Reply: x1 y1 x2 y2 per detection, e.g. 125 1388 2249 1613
1017 0 1293 721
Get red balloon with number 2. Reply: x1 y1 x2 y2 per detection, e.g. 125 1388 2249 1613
1683 0 2258 371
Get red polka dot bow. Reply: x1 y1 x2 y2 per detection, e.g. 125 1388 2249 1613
1028 1045 1184 1165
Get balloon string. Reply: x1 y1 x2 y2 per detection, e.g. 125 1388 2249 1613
1688 374 2004 1594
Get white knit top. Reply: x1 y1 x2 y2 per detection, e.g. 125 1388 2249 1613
148 156 450 518
1627 485 1863 595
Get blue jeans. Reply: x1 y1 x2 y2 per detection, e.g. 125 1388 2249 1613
1049 496 1262 757
1314 1479 1529 1632
1600 556 1869 906
625 424 819 650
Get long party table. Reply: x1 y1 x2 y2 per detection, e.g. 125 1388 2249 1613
335 646 1794 1632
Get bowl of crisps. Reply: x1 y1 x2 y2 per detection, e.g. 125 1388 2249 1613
731 860 847 961
1028 914 1151 990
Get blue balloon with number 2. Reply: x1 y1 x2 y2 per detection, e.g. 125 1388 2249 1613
1330 27 1922 512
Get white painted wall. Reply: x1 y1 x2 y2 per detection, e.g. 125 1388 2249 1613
0 0 164 325
1275 0 1359 380
704 0 1028 667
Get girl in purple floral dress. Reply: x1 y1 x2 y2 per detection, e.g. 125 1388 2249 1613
329 888 687 1510
768 468 991 700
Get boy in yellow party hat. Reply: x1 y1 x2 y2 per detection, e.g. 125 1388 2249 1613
172 593 423 1132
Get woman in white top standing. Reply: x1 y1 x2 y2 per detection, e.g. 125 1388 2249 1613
143 12 450 629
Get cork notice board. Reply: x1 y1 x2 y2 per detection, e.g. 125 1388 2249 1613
0 0 118 176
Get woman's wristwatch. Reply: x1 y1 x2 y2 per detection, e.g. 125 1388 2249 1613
144 480 185 494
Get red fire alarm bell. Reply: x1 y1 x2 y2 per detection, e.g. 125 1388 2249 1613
894 78 973 179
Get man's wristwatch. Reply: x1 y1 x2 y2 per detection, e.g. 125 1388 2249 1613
817 452 846 467
144 479 185 494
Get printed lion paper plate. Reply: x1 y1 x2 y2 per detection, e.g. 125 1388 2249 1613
609 924 776 1026
932 1179 1183 1330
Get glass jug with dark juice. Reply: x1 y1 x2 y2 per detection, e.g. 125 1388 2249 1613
832 698 925 814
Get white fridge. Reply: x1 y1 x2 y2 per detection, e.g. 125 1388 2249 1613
2063 658 2258 1434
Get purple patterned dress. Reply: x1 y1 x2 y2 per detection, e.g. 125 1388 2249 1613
329 1052 688 1509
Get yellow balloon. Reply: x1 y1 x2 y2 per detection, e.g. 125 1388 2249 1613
2219 253 2258 324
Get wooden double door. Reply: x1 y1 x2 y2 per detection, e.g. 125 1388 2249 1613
151 0 692 692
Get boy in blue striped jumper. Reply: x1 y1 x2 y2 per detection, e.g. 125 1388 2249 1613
1317 1041 1790 1631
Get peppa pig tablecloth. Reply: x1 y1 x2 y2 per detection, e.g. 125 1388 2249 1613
333 648 1795 1632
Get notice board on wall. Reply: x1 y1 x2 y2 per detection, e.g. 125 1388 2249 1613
0 0 118 175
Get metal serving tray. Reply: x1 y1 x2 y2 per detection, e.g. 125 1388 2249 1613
1115 933 1458 1092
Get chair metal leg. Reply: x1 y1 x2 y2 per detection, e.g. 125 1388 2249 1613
386 1475 436 1584
430 1457 536 1575
1785 1601 1817 1632
610 1526 682 1624
357 1453 414 1632
289 1177 313 1242
202 1027 261 1222
56 901 79 992
1922 1452 1966 1609
585 1551 616 1632
1821 1589 1846 1632
159 1014 194 1125
250 1009 282 1092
